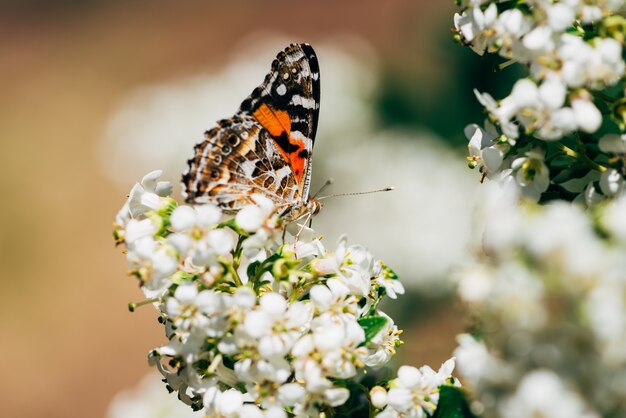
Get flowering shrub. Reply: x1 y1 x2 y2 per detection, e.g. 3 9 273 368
453 3 626 417
454 183 626 418
455 0 626 203
113 170 462 417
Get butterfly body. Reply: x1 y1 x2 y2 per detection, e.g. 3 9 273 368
182 43 321 221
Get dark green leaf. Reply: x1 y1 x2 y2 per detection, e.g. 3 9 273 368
246 261 261 280
358 316 388 345
432 385 477 418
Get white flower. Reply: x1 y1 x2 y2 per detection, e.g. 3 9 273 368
511 149 550 201
125 218 158 246
107 372 203 418
466 122 508 179
243 292 312 359
572 99 602 133
602 195 626 241
500 370 599 418
454 3 499 53
313 236 374 296
376 359 458 418
128 170 173 218
373 261 405 299
165 282 227 335
170 204 221 232
126 236 178 294
364 312 402 367
547 3 576 31
599 133 626 154
599 169 625 196
236 194 276 232
214 389 244 417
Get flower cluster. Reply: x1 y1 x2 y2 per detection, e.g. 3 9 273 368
455 0 626 203
113 171 459 417
370 359 460 418
454 183 626 418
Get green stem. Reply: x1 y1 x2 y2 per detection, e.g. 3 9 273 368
553 141 607 172
220 256 243 287
128 297 161 312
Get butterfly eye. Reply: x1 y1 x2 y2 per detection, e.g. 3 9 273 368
282 72 290 81
227 135 240 147
221 144 232 155
210 169 221 180
212 154 223 164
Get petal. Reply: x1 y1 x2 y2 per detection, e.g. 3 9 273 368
206 228 237 255
260 292 287 316
236 205 265 232
170 206 196 232
140 170 163 191
572 99 602 133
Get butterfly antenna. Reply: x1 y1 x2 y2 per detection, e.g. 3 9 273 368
312 178 334 198
317 186 395 200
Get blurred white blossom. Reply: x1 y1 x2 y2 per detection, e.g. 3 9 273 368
107 373 202 418
454 182 626 417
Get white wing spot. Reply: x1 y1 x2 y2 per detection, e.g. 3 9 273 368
276 84 287 96
291 95 317 109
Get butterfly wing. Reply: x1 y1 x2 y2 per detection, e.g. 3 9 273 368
182 114 301 212
182 43 320 212
240 43 320 201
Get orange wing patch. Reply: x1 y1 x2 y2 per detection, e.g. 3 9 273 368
253 104 307 182
253 104 291 137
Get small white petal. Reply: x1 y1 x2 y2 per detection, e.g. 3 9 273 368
550 107 577 132
547 4 575 31
236 205 265 232
170 206 196 231
523 26 552 51
397 365 422 388
216 389 243 415
244 311 272 338
278 383 306 406
260 292 287 316
310 285 333 311
206 228 237 255
195 204 222 226
174 282 198 303
600 169 624 196
324 387 350 407
539 77 566 109
140 170 163 191
511 79 539 108
233 287 257 310
572 99 602 133
387 388 413 412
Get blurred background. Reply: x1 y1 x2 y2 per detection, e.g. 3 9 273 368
0 1 515 417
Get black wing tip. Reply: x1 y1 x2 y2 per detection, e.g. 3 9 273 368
280 43 317 58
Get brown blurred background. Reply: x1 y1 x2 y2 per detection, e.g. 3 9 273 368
0 1 485 417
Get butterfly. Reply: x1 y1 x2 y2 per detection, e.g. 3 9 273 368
182 43 321 221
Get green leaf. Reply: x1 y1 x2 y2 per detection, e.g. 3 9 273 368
549 155 577 169
432 385 477 418
358 316 388 345
246 261 261 280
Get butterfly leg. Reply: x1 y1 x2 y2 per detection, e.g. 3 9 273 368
293 211 314 259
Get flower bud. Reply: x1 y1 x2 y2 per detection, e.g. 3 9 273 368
370 386 388 409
